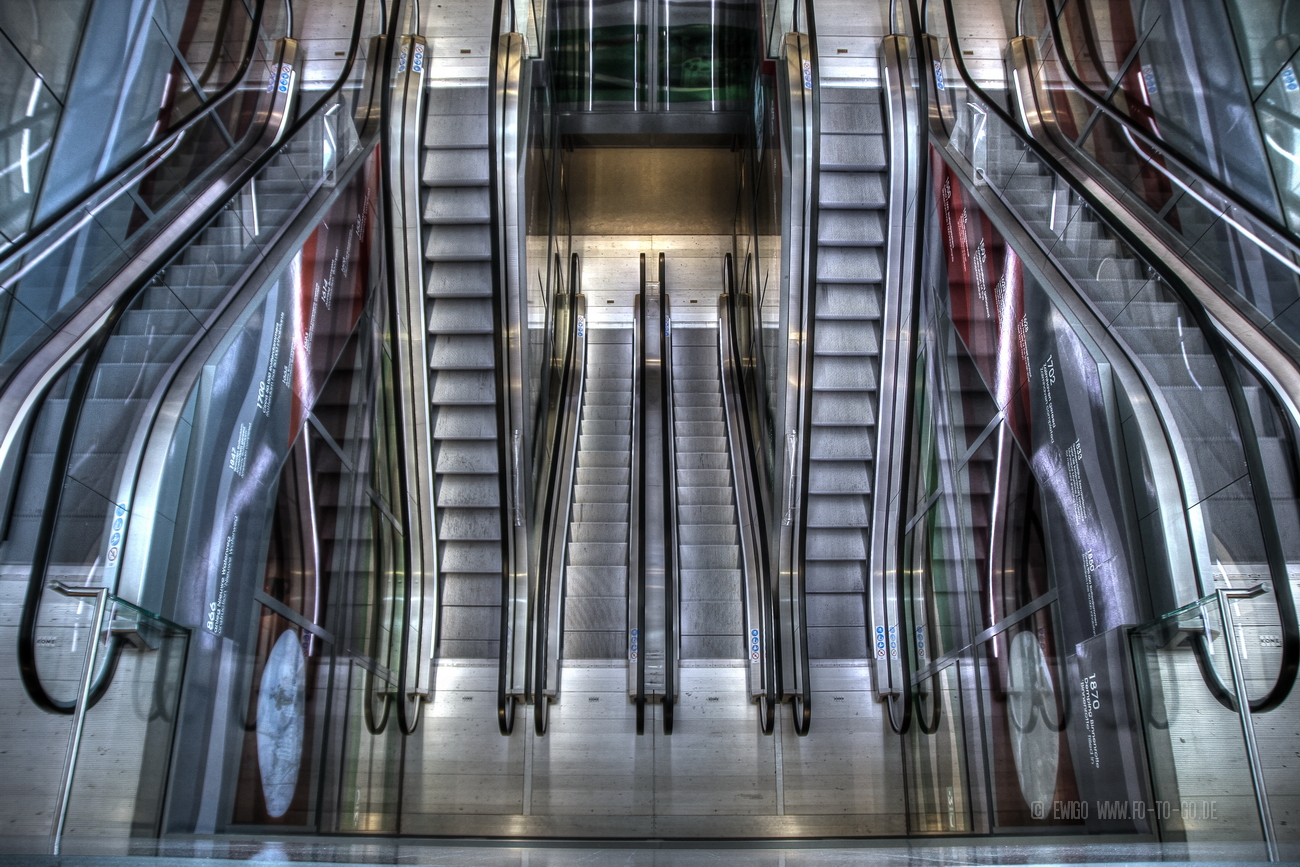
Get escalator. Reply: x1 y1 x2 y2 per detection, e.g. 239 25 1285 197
0 0 394 839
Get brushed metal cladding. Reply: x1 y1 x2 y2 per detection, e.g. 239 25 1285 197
566 150 741 235
563 329 633 661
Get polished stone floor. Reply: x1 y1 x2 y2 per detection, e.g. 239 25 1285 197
0 837 1297 866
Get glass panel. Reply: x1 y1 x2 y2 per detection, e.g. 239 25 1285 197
1132 596 1270 848
906 664 969 832
552 0 649 109
659 0 757 110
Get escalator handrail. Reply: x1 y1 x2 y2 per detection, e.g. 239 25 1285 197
0 0 270 274
16 0 379 717
632 256 647 734
933 0 1299 715
532 260 585 735
659 253 677 735
789 0 821 738
376 1 431 737
1036 2 1300 273
719 254 779 735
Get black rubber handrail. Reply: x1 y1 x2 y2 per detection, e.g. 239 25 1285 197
633 255 647 734
375 0 430 736
0 0 269 271
1039 0 1300 266
789 0 819 738
934 0 1299 714
660 252 676 736
17 0 377 716
532 253 582 736
721 253 778 735
488 0 518 736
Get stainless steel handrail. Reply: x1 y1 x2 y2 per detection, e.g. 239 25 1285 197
659 252 677 735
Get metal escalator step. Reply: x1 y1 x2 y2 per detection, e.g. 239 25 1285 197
812 391 876 426
573 484 629 504
439 540 501 572
435 439 499 474
563 632 626 660
428 298 492 333
671 329 717 346
431 370 495 403
567 542 629 567
578 434 627 451
804 558 866 591
429 334 494 369
427 261 492 297
116 308 201 336
563 595 624 629
424 187 490 224
818 210 885 247
678 523 737 545
88 362 171 399
432 405 497 438
426 86 488 116
674 364 719 380
817 247 882 283
819 171 886 208
437 508 501 541
675 421 726 439
678 505 736 524
438 637 499 659
681 635 744 659
676 436 727 453
820 100 882 134
811 427 873 460
681 600 743 635
806 495 870 528
582 408 630 425
679 569 741 600
808 627 868 659
812 357 878 390
820 133 886 171
676 486 732 507
424 113 488 148
808 461 871 493
574 445 630 464
570 522 627 543
672 393 722 409
435 475 500 508
677 468 730 487
806 592 866 627
575 467 630 486
816 283 882 319
441 573 501 605
676 452 728 470
675 406 723 423
805 527 868 560
422 149 489 186
584 392 631 408
814 321 879 355
571 503 629 523
426 224 491 260
566 565 628 597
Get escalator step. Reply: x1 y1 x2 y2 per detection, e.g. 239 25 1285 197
432 405 497 438
804 558 866 591
427 261 492 297
816 247 882 283
422 149 489 186
425 113 488 148
435 475 500 508
567 542 629 566
804 527 869 560
819 210 885 247
806 495 870 528
426 85 489 116
808 461 871 493
566 565 629 597
424 187 490 224
574 445 629 463
571 503 629 523
814 320 880 355
676 486 732 506
820 101 882 135
810 427 873 461
573 484 630 504
820 133 886 171
678 524 738 545
426 224 491 260
437 507 501 541
812 356 878 390
819 172 886 209
436 441 496 475
431 369 496 403
812 390 877 426
575 467 630 486
677 469 730 488
440 540 502 572
570 522 627 543
429 333 495 368
807 627 868 659
428 298 493 333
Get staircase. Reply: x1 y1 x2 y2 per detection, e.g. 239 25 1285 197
421 82 504 658
671 327 744 660
562 328 632 660
801 84 885 660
